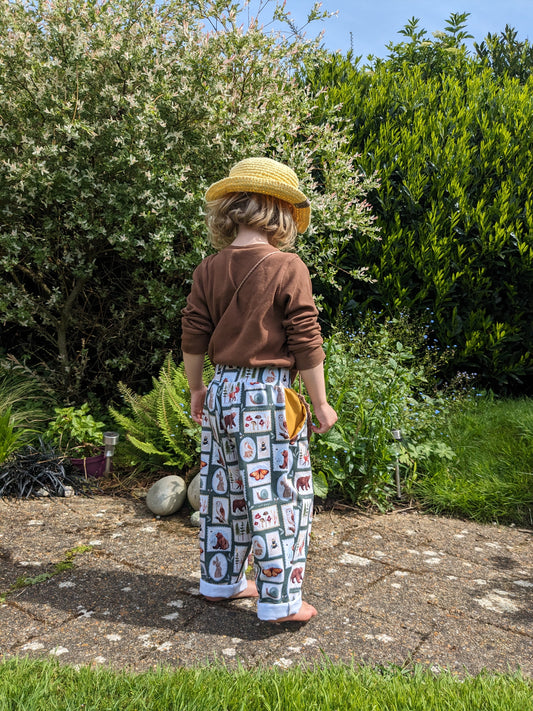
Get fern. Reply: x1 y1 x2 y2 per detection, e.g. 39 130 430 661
126 435 169 458
110 353 213 471
157 392 194 467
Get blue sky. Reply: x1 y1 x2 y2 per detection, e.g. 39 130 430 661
267 0 532 57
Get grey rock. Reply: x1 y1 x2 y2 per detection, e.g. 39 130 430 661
146 475 186 516
187 472 201 511
190 510 201 527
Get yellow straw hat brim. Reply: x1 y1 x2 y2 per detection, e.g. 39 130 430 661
205 158 311 233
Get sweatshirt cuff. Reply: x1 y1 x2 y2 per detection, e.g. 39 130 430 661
180 335 210 355
293 347 326 372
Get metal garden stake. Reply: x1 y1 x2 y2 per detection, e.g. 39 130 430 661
103 432 120 475
391 428 403 499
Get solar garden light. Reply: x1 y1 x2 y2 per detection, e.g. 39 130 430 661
103 431 120 475
391 429 403 499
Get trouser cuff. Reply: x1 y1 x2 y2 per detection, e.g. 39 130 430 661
199 576 248 599
257 595 302 621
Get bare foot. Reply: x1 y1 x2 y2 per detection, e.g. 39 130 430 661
204 580 259 602
273 601 317 623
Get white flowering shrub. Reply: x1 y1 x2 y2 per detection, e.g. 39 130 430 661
0 0 377 401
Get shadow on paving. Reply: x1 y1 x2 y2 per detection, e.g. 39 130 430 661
488 554 522 571
15 569 288 641
1 496 532 674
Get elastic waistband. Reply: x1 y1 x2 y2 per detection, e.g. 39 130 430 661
213 365 290 387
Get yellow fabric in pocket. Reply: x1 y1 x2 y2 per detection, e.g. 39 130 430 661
284 387 308 441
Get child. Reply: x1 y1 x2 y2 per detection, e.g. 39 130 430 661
181 157 337 622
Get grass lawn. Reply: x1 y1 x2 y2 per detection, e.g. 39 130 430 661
0 658 532 711
414 396 533 526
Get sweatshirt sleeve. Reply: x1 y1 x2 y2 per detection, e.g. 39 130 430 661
280 256 325 371
180 263 213 354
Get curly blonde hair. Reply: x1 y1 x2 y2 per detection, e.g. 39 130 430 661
206 192 298 251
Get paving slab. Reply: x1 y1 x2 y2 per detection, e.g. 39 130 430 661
1 496 531 675
414 612 533 675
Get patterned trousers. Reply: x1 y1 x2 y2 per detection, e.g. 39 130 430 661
199 365 314 621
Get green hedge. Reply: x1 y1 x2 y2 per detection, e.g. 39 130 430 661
305 27 533 392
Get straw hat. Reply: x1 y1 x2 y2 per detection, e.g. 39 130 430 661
205 157 311 232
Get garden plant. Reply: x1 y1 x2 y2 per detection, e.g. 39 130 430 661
0 4 531 700
312 318 455 509
0 3 529 524
110 354 213 472
44 403 107 457
0 0 377 403
304 14 533 392
0 439 96 498
0 369 52 465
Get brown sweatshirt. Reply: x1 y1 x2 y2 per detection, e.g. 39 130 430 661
180 243 324 371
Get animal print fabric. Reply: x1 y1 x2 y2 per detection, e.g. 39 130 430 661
199 365 314 621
